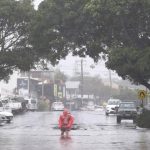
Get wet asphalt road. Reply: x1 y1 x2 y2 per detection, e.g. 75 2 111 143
0 110 150 150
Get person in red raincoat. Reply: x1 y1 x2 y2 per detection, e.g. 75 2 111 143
58 109 74 137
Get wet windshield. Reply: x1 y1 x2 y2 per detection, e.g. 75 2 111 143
108 100 120 105
0 102 3 107
53 102 63 106
31 100 36 104
120 103 135 108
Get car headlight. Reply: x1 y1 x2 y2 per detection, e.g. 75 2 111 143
0 115 6 120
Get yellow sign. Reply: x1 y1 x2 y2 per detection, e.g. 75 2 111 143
58 92 63 98
54 84 57 97
138 90 146 100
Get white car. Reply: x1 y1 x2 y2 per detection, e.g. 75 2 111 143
0 111 13 123
94 105 104 112
0 101 13 123
25 98 38 111
0 114 6 125
105 99 121 115
1 97 22 114
51 102 64 111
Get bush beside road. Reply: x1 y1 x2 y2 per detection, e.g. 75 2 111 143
137 108 150 128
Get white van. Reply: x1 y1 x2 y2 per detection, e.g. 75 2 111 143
105 98 121 115
26 98 38 111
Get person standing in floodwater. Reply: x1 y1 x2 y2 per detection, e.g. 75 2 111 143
58 109 74 138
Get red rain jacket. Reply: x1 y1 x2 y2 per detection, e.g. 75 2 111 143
58 113 74 129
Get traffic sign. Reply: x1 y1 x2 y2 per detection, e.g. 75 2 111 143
138 90 147 100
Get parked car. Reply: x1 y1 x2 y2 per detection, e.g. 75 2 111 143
105 98 121 115
0 100 13 123
1 97 23 114
116 102 137 124
0 114 6 125
85 101 94 111
94 105 104 112
51 102 64 111
0 98 12 113
25 98 38 111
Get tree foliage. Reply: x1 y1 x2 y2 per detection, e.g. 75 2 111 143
106 47 150 89
1 0 150 90
103 0 150 89
32 0 150 89
0 0 36 80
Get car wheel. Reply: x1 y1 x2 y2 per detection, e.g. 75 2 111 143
117 116 121 124
133 118 137 124
105 112 109 116
7 119 11 123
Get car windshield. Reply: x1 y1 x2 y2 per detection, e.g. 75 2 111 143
53 102 63 106
0 101 3 107
31 100 36 104
1 100 8 104
108 100 120 105
119 103 135 108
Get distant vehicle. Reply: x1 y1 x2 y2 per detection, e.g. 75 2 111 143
0 100 13 123
80 107 88 111
116 102 137 124
105 98 121 115
25 98 38 111
0 114 6 125
0 98 12 113
51 102 64 111
1 97 23 114
94 105 104 112
86 101 95 111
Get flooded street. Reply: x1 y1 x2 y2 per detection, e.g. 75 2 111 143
0 111 150 150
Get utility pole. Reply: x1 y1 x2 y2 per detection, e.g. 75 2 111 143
109 69 112 98
28 71 31 98
81 59 84 105
74 59 86 106
42 80 44 99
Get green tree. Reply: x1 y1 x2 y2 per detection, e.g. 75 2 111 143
106 47 150 89
33 0 150 89
103 0 150 89
0 0 36 81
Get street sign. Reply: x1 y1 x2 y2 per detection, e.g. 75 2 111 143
138 90 147 100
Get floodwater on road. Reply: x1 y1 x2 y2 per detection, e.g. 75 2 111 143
0 111 150 150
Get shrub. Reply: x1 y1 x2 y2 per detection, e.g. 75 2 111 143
37 100 49 111
137 108 150 128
